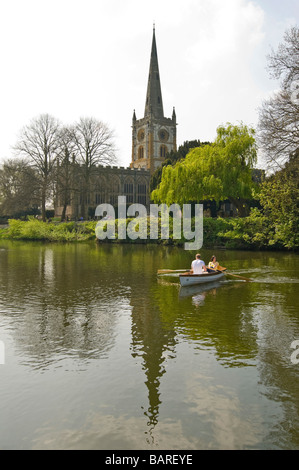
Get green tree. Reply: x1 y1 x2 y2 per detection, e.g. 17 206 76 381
219 153 299 250
152 123 258 216
259 152 299 248
150 140 209 192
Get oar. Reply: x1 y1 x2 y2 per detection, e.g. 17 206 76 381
209 266 252 282
222 271 252 282
216 266 252 282
157 269 190 274
158 266 252 281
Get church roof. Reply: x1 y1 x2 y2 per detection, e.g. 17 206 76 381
144 26 164 119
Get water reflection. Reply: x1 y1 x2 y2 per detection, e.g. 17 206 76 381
0 242 131 367
0 241 299 449
130 277 177 444
179 281 222 306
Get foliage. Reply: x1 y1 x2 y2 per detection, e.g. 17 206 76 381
258 154 299 249
217 209 272 249
0 218 97 242
217 156 299 250
152 123 258 216
0 208 297 250
150 140 210 192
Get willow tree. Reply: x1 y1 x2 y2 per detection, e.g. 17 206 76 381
151 123 258 217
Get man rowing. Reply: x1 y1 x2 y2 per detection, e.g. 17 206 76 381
191 253 207 274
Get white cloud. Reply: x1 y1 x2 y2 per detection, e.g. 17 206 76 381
0 0 296 168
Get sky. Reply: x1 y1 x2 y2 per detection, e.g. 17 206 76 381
0 0 298 169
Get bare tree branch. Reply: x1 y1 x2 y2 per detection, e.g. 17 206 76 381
70 117 117 218
258 26 299 170
13 114 62 220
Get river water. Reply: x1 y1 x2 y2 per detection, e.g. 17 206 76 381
0 240 298 450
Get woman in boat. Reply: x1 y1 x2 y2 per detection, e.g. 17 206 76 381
208 255 219 271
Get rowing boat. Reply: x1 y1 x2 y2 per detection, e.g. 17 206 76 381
179 270 224 287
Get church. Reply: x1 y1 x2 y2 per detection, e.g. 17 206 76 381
130 26 177 173
55 27 176 219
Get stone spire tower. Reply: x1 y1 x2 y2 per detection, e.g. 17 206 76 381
131 26 177 173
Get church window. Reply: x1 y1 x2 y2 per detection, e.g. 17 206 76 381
109 177 120 206
160 145 167 158
138 146 144 159
124 181 134 204
137 183 147 205
95 178 106 205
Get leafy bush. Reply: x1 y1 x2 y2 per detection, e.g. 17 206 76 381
0 218 97 242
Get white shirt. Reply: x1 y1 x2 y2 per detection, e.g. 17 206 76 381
191 259 205 274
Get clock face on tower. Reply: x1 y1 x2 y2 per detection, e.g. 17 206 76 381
158 129 169 142
138 129 145 142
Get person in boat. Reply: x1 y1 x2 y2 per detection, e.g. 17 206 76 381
191 253 207 274
208 255 219 271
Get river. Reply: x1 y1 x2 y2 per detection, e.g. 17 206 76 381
0 240 298 450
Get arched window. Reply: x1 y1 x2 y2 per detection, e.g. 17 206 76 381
160 145 167 158
109 176 120 206
124 177 134 204
137 178 147 205
95 178 107 205
138 146 144 159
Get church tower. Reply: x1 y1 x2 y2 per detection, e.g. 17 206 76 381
131 26 177 174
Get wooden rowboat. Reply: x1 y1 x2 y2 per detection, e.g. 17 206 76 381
179 270 225 287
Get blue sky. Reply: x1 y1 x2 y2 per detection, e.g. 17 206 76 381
0 0 298 169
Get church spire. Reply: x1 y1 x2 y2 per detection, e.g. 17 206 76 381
144 26 164 119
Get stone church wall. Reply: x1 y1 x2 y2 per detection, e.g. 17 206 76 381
55 165 151 220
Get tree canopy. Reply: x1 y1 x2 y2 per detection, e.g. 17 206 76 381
151 123 258 216
150 140 210 192
10 114 117 220
258 152 299 248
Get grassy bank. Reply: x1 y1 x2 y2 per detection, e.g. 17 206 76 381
0 215 297 250
0 216 229 246
0 218 97 242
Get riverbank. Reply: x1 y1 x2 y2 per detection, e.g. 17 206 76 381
0 216 297 251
